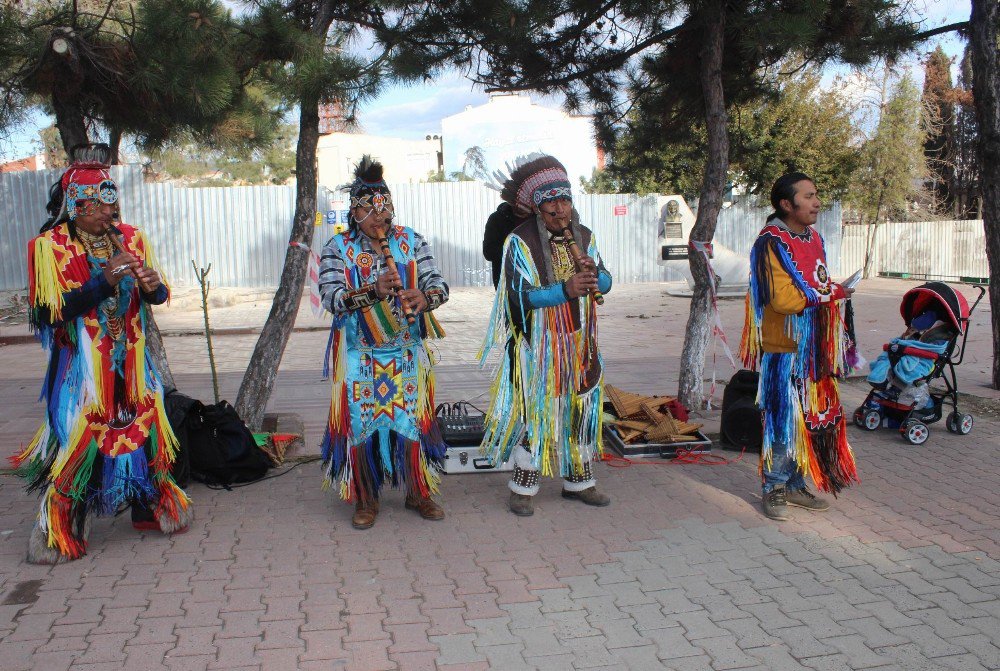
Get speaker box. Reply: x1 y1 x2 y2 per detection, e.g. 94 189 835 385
720 370 762 452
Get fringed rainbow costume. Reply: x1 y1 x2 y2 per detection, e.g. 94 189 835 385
479 216 612 494
739 222 860 494
16 222 189 560
319 225 448 503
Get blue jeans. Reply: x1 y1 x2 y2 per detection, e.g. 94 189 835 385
762 443 806 493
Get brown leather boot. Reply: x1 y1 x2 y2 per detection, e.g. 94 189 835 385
508 492 534 516
404 494 445 521
561 486 611 507
351 500 379 530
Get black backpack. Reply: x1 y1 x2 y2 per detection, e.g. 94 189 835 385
163 390 196 487
166 392 271 487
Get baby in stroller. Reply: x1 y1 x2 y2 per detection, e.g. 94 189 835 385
854 281 984 445
866 309 956 410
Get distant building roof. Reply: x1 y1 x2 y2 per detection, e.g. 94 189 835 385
0 154 46 173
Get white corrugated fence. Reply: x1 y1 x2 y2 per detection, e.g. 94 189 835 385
841 220 988 281
1 165 860 290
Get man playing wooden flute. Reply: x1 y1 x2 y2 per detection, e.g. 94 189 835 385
18 144 191 564
480 154 613 516
318 156 449 530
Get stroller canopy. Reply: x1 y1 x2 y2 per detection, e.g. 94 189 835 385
900 282 970 335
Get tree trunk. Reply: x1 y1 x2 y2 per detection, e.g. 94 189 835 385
234 93 323 428
677 2 729 410
50 38 87 157
862 193 886 278
109 127 122 165
52 94 88 155
969 0 1000 389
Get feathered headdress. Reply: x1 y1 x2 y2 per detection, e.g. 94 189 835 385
490 153 572 218
345 155 392 214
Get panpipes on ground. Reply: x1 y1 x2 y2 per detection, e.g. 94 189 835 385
604 385 703 444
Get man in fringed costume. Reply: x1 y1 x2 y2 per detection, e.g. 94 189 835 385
319 157 449 530
480 154 613 517
16 145 191 564
739 172 861 521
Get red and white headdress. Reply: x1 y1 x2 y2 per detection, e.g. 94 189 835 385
491 153 572 218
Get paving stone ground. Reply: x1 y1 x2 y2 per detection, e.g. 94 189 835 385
0 281 997 670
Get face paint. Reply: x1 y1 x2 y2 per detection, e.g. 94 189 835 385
78 200 103 217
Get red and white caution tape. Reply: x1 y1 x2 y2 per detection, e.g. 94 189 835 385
690 240 738 409
290 241 326 317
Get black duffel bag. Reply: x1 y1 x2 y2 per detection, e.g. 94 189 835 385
165 392 271 488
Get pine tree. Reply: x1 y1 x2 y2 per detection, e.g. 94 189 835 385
968 0 1000 389
594 66 860 201
849 70 928 276
419 0 919 408
0 1 279 157
954 47 981 219
0 0 283 391
921 45 957 214
232 1 455 429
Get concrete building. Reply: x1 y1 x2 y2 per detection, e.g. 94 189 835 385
316 132 442 190
440 93 600 190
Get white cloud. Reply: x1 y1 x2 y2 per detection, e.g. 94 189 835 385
357 70 570 140
361 80 487 138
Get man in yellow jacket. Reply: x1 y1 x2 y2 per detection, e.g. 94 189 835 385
740 172 860 521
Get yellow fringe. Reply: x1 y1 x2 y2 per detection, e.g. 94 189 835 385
48 416 89 482
153 395 180 464
132 317 148 400
30 237 67 319
87 326 106 413
19 424 48 462
135 228 170 297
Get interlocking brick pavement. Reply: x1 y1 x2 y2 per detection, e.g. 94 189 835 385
0 282 998 669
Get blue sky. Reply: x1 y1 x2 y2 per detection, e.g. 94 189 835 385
0 0 972 160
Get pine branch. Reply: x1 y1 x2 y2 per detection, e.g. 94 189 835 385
479 23 687 93
912 21 969 42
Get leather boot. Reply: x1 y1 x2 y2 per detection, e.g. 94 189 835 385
508 491 534 516
131 504 189 534
352 500 379 529
561 486 610 507
762 486 790 521
786 487 830 511
404 494 445 520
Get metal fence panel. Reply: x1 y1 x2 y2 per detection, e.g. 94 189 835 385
3 167 854 290
841 220 988 280
713 200 843 276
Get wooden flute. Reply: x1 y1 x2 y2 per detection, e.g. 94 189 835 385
375 234 417 325
106 229 157 293
559 227 605 305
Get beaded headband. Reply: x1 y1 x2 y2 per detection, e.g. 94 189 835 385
490 154 573 218
346 156 392 216
60 162 119 220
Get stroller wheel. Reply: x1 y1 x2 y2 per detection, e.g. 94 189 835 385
853 407 864 427
946 411 974 435
902 420 929 445
861 409 882 431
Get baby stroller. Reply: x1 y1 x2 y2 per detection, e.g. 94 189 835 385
853 282 986 445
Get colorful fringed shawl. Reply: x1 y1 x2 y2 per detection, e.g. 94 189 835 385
15 222 187 558
321 226 446 502
479 219 605 478
739 222 859 494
